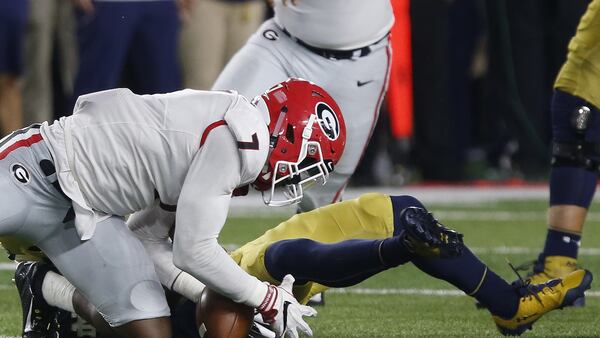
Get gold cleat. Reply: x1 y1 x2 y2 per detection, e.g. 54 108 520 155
493 269 593 336
516 255 584 307
524 255 578 284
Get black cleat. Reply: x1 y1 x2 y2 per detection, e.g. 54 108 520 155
14 261 60 338
398 207 464 258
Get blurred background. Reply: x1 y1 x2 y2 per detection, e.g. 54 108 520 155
0 0 591 186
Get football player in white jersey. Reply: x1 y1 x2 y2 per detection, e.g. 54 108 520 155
1 78 346 338
213 0 394 211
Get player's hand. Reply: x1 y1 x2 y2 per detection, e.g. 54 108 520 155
250 314 277 338
257 274 317 338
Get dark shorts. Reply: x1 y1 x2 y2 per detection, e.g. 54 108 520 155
73 0 180 100
0 0 28 75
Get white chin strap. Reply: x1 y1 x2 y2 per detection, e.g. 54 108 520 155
262 115 330 206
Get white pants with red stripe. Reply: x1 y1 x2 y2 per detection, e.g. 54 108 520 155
213 19 392 211
0 126 169 327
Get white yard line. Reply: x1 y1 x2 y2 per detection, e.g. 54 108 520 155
1 281 597 298
330 288 600 297
470 247 600 256
3 246 600 272
227 186 582 216
0 263 15 270
227 186 560 216
435 210 600 222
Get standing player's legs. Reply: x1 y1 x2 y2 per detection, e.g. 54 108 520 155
180 0 229 90
129 1 180 94
180 0 264 90
0 0 28 135
527 0 600 286
71 2 138 105
215 19 392 211
22 0 63 125
212 19 292 96
224 1 265 63
295 38 392 211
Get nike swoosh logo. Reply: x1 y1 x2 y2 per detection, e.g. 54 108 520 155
357 80 374 87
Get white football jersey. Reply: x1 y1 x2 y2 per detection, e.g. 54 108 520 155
273 0 394 50
41 88 269 239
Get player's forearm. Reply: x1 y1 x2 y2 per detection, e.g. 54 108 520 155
173 239 268 307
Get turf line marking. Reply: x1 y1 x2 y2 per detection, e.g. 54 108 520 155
471 247 600 256
0 263 15 270
435 210 600 221
330 288 600 297
4 245 600 273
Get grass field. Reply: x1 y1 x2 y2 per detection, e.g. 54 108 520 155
1 199 599 337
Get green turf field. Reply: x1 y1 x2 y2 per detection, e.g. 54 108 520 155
1 199 599 337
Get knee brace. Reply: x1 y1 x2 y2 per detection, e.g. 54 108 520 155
552 103 600 173
551 141 600 173
550 105 600 207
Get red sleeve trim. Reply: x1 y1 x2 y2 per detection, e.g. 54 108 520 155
0 134 43 160
200 120 228 147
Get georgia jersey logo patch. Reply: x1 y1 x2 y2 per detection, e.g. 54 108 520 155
11 163 30 184
263 29 279 41
316 102 340 141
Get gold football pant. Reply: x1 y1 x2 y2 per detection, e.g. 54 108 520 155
230 193 395 304
555 0 600 109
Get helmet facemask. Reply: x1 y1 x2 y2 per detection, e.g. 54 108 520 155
261 115 333 206
251 78 346 207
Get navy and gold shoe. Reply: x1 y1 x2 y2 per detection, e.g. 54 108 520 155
516 255 584 307
493 269 592 336
398 207 464 258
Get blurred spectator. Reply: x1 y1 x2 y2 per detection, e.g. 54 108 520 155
71 0 181 107
485 0 589 178
0 0 28 136
22 0 77 124
179 0 265 90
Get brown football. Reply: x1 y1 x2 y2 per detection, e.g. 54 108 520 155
196 288 254 338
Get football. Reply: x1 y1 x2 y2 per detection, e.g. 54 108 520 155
196 288 255 338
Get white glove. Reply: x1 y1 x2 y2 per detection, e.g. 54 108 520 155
257 274 317 338
249 314 277 338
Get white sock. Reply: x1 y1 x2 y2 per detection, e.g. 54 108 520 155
41 271 76 312
171 271 206 303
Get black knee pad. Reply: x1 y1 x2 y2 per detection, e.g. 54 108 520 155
552 141 600 173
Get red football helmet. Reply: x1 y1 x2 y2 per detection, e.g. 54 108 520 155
251 78 346 206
